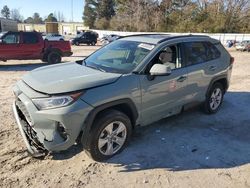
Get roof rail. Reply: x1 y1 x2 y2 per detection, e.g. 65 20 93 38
118 33 169 39
157 34 209 43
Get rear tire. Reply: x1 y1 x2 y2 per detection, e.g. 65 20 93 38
83 109 132 161
47 52 61 64
75 41 79 46
203 82 224 114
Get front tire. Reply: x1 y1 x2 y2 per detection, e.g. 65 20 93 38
203 83 224 114
41 56 48 62
84 109 132 161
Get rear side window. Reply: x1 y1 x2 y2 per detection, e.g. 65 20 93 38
204 42 221 61
23 33 38 44
183 41 221 66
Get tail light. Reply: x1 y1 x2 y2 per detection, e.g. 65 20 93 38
230 57 234 65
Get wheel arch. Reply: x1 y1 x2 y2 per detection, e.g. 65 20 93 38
43 47 62 59
206 75 229 97
81 98 139 146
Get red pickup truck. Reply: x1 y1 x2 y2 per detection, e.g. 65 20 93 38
0 31 72 64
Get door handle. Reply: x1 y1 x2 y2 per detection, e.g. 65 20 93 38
177 76 187 82
209 65 217 71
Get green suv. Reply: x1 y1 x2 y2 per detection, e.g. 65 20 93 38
13 34 233 161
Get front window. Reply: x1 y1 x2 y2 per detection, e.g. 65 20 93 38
2 33 20 44
84 40 154 74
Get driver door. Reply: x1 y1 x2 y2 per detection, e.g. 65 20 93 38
0 32 21 60
139 43 189 125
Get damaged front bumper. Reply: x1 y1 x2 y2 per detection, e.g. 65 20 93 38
12 86 93 157
13 102 47 157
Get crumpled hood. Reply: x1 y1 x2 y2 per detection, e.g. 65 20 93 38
22 62 122 94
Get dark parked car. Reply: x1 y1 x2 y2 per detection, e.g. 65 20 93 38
70 31 98 46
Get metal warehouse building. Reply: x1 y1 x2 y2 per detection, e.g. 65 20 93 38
18 22 89 35
0 17 18 32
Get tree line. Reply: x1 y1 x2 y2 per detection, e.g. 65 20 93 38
83 0 250 33
1 5 65 24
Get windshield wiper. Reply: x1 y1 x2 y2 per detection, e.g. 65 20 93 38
90 65 106 72
83 61 106 72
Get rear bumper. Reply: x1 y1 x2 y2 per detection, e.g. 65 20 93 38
62 51 73 57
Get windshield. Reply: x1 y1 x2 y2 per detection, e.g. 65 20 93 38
0 32 7 39
84 40 155 74
76 33 83 38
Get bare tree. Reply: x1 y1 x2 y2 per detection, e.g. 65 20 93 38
10 9 23 22
54 11 66 22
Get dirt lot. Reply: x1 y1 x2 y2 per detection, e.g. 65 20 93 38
1 46 250 188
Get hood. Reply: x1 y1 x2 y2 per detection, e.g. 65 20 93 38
22 62 121 94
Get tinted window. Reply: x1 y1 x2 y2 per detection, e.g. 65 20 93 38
204 42 221 61
183 42 207 65
85 32 92 38
2 33 20 44
184 42 220 65
23 33 38 44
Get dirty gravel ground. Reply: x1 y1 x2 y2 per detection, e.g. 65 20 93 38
1 45 250 188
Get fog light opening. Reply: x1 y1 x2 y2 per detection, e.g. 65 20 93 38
57 122 68 141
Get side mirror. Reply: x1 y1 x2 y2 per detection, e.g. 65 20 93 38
149 64 171 76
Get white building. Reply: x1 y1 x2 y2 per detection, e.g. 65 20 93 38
0 17 18 32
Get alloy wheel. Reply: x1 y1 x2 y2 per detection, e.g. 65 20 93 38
98 121 127 156
209 88 222 110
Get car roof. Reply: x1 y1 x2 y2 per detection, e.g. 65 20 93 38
119 34 212 44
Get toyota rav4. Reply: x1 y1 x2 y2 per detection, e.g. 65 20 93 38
13 34 233 161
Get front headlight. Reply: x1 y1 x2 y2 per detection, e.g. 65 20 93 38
32 92 82 110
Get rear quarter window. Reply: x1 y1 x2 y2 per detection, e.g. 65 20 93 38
204 42 221 61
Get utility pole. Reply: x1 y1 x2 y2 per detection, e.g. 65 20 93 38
71 0 74 22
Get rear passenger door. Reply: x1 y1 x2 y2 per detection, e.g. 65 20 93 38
182 41 221 102
19 32 44 59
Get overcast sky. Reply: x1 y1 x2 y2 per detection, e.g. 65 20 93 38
0 0 84 22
